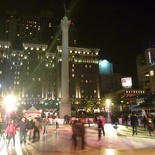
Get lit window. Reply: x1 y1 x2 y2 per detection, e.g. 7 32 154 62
72 74 75 77
0 71 2 74
72 64 74 67
17 81 19 85
94 90 96 93
49 23 51 27
81 75 84 77
150 70 154 76
32 78 35 81
72 69 74 72
42 48 46 51
85 80 88 83
38 78 41 81
145 73 149 77
85 65 87 68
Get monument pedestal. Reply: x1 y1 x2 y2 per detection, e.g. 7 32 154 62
59 103 71 118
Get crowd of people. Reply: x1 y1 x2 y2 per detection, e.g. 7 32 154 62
1 111 155 151
1 115 51 148
115 112 155 136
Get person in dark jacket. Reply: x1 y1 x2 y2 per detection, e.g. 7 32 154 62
17 117 28 144
72 119 85 151
27 116 35 141
32 117 42 142
97 116 103 140
130 113 138 136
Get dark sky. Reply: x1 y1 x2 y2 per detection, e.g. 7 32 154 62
1 0 155 88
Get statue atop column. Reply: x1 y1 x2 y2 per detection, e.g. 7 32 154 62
64 1 70 17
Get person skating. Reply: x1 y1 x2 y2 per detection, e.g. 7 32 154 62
130 113 138 136
5 119 16 148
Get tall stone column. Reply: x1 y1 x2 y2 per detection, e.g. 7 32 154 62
60 16 71 118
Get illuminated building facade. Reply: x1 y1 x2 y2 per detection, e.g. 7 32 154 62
56 46 100 106
99 59 113 75
0 41 100 110
137 48 155 93
99 59 122 94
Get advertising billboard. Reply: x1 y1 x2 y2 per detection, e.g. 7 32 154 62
121 77 132 88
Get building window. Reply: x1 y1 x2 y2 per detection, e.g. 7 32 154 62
38 78 41 81
72 74 75 77
32 78 35 81
150 70 154 76
94 90 96 93
49 23 51 27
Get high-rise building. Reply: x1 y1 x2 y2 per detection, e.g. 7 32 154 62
98 59 122 94
136 48 155 93
56 46 100 105
0 10 78 46
99 59 113 75
0 41 100 111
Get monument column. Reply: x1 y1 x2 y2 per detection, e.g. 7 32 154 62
60 16 71 118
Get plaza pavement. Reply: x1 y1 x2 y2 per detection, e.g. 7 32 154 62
0 123 155 155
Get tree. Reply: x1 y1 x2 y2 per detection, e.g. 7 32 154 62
80 97 99 113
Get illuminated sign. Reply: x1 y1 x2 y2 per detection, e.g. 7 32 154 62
121 77 132 88
148 49 155 66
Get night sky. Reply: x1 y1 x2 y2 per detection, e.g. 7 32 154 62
1 0 155 88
